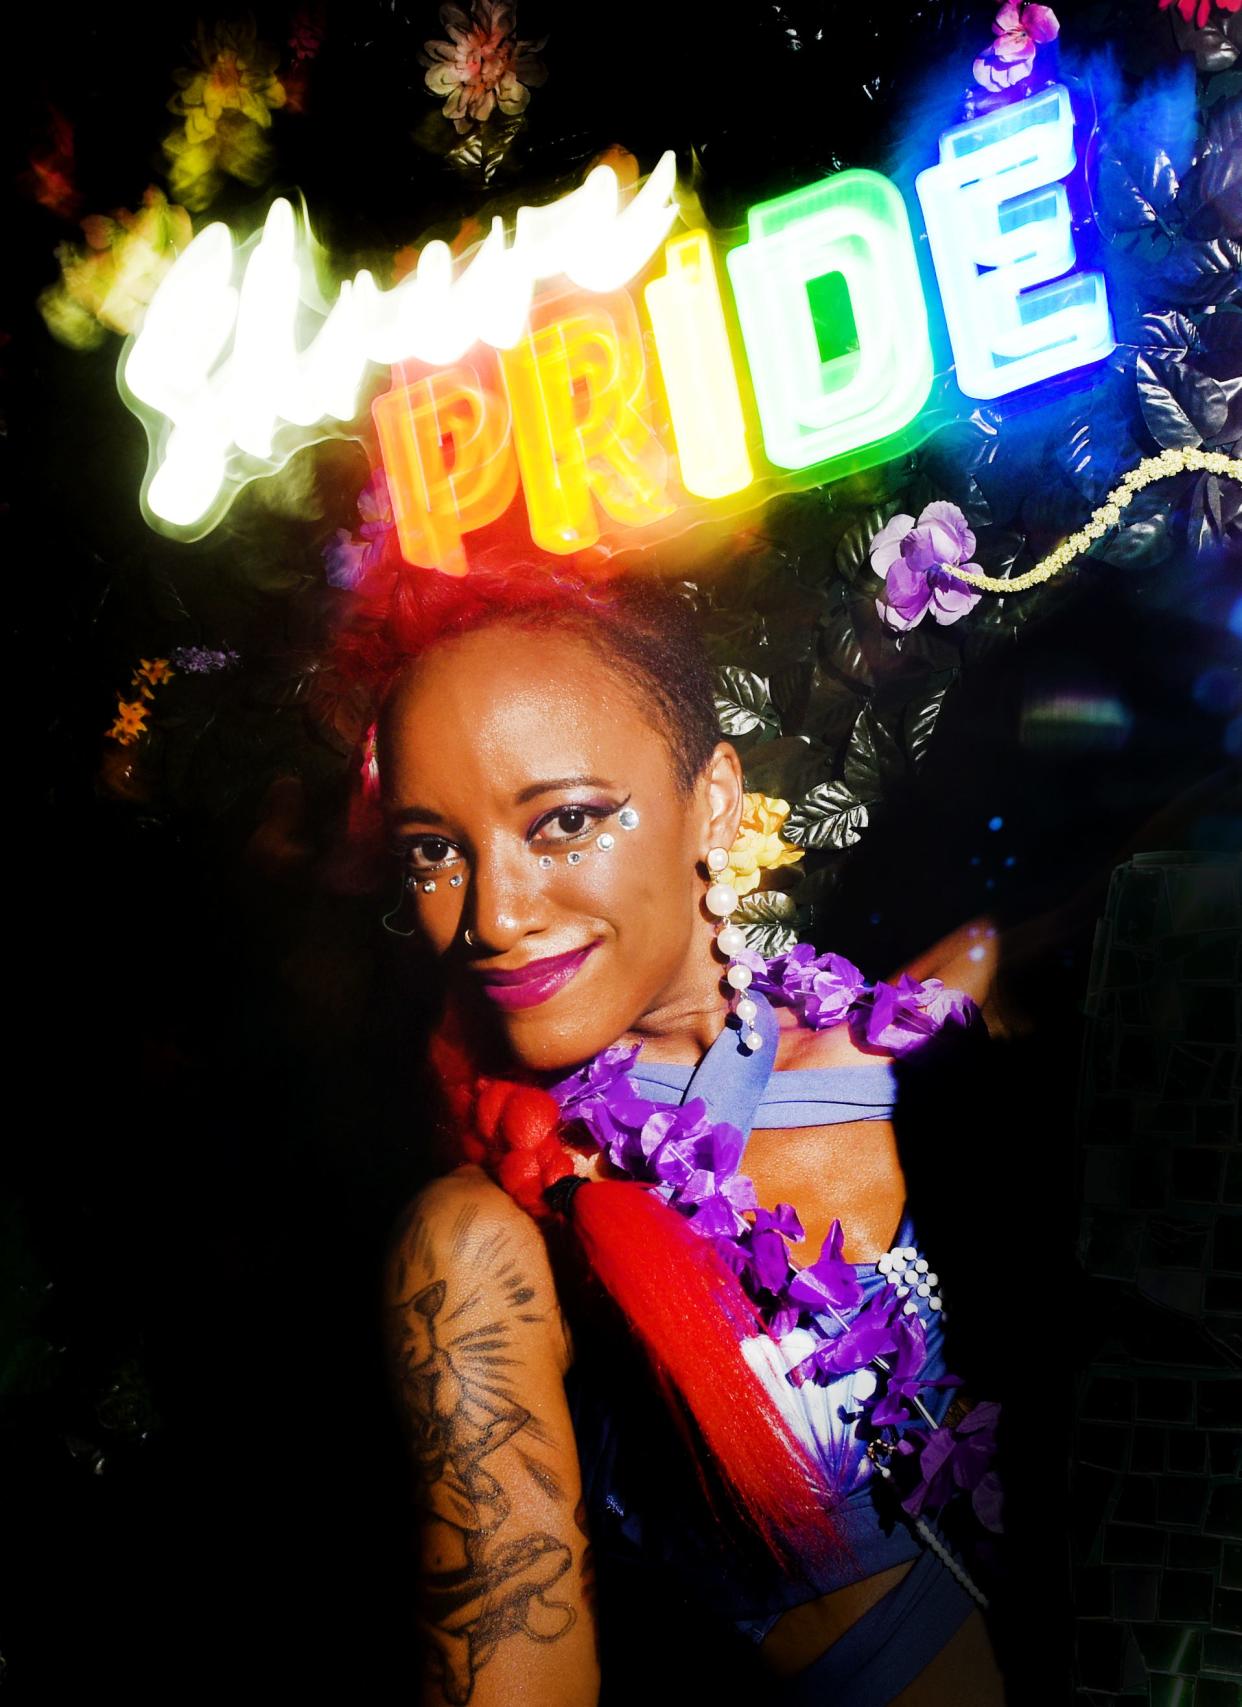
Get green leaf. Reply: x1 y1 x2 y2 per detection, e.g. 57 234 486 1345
784 781 870 851
1136 355 1228 449
903 676 955 769
734 889 803 957
741 736 833 801
1090 487 1176 569
768 659 816 729
843 704 903 801
714 666 779 737
1203 72 1242 111
818 598 873 687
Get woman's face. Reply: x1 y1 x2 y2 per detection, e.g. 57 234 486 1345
380 622 741 1072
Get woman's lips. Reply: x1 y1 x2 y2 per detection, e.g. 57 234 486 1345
475 942 601 1011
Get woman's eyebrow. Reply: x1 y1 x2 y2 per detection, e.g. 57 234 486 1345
513 775 615 803
388 804 448 827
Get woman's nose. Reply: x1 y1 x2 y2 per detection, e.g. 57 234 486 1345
465 839 547 953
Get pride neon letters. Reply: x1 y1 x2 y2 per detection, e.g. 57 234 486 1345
120 88 1112 569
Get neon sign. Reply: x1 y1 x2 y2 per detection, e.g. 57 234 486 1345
915 85 1113 399
120 89 1112 571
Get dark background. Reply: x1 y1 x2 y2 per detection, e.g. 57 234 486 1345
3 2 1239 1701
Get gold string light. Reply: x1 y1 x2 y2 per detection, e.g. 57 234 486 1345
945 448 1242 595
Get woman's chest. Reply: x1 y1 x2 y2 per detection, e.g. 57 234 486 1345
741 1117 907 1267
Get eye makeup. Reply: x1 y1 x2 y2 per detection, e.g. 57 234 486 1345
524 798 626 850
393 789 638 890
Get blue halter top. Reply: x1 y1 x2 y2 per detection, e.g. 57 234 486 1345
563 990 978 1705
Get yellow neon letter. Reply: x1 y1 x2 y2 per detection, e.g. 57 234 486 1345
645 230 753 501
500 288 675 555
373 362 518 576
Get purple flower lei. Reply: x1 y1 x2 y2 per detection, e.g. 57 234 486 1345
548 943 1001 1536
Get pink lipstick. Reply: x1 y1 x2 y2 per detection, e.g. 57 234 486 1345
476 943 600 1011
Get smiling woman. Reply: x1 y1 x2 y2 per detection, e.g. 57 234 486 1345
379 618 737 1071
335 563 1009 1707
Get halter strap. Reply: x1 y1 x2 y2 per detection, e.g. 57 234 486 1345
675 988 781 1139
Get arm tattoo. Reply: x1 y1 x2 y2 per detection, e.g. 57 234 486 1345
388 1204 575 1704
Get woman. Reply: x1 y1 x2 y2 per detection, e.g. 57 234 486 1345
353 565 1011 1707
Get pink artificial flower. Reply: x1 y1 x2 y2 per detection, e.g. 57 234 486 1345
1159 0 1242 23
973 2 1060 92
869 502 985 633
420 1 547 134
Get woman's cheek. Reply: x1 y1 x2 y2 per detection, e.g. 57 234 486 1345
417 890 466 953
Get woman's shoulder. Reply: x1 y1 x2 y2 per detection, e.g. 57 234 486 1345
771 1010 887 1065
772 1006 897 1073
769 924 994 1071
385 1164 573 1372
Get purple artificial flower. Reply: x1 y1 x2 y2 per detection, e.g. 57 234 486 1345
564 1081 654 1174
654 1102 757 1234
900 1400 1004 1533
748 1203 805 1295
869 1315 962 1427
853 973 980 1057
869 502 985 633
787 1218 864 1316
789 1291 901 1387
753 944 870 1030
549 1042 642 1111
324 468 395 589
169 645 240 673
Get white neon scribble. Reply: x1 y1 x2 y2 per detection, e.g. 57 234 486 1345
120 152 680 536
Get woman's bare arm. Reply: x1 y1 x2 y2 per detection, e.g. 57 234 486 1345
384 1167 599 1707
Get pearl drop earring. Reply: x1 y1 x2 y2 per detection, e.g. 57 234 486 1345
705 847 761 1051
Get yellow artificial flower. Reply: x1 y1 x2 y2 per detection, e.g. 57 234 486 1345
38 188 192 348
134 658 175 690
108 698 150 745
163 21 286 210
170 20 286 132
726 792 805 896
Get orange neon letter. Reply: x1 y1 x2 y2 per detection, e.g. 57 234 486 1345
499 288 674 555
373 361 518 575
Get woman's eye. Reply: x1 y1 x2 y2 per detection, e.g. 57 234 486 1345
531 803 615 846
407 836 459 871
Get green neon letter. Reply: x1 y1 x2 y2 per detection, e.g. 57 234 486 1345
726 170 933 472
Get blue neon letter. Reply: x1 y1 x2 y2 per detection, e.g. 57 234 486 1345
916 84 1113 400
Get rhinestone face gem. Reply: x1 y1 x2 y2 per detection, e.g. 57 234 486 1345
567 851 583 865
422 880 437 894
449 873 463 888
597 832 615 851
538 855 553 869
618 807 639 830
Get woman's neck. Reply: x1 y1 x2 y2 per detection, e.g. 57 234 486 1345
614 932 734 1066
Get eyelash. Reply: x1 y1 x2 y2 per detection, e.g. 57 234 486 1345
399 801 623 875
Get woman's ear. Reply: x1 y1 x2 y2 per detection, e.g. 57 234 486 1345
701 742 745 857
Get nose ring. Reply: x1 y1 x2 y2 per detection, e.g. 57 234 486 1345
464 928 477 947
